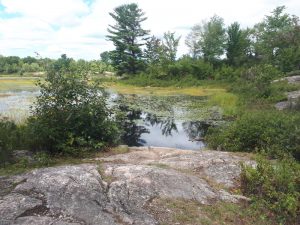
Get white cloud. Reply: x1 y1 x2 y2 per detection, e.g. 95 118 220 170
0 0 299 59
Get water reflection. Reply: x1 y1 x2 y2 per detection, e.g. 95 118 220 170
182 121 211 141
144 113 178 136
119 105 210 150
117 104 149 146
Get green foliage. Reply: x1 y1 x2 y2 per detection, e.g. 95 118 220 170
34 151 52 167
238 64 282 98
197 15 225 61
226 22 252 66
166 57 213 79
26 56 119 155
100 51 112 65
144 36 164 65
206 110 300 160
241 156 300 223
214 65 240 81
107 3 149 75
188 15 226 63
254 6 300 71
161 31 181 62
0 119 25 167
185 24 202 58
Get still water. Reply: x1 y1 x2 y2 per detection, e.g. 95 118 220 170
0 90 218 150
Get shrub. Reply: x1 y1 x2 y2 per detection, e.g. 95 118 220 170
241 156 300 224
26 58 120 155
0 119 24 167
157 58 214 80
206 110 300 160
234 64 282 98
214 65 240 81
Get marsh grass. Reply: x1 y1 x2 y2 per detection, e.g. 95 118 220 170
0 77 38 92
106 82 227 96
208 92 239 117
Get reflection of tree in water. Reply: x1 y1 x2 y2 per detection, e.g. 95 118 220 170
182 121 211 141
116 104 149 146
144 113 178 136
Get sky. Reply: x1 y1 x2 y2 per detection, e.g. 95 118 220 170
0 0 299 60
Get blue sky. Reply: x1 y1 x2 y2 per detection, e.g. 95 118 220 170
0 0 299 60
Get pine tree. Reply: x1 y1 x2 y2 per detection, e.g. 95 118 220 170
107 3 149 75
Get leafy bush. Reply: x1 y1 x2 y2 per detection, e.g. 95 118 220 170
239 64 282 98
214 65 241 81
26 58 120 155
206 110 300 160
0 119 25 167
241 156 300 223
166 58 213 79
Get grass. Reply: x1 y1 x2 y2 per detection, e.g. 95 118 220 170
106 82 227 97
0 77 38 92
208 92 239 117
0 146 130 177
146 198 276 225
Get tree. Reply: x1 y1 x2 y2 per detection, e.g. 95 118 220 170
162 31 181 62
226 22 251 66
254 6 300 71
144 36 163 65
107 3 149 75
185 24 202 58
100 51 112 64
186 16 226 63
200 15 226 63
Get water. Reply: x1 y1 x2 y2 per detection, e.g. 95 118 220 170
0 91 39 122
138 117 208 150
0 90 219 150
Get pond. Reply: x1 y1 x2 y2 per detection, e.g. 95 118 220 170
0 88 224 150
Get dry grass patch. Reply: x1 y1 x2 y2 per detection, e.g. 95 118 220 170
145 198 276 225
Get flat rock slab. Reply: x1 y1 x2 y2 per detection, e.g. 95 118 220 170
99 146 254 187
0 147 254 225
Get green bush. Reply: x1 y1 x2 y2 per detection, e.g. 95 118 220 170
206 110 300 160
214 65 240 81
238 64 282 98
241 156 300 223
166 58 213 79
26 58 120 155
0 119 25 167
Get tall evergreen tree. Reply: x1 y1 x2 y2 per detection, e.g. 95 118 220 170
107 3 149 75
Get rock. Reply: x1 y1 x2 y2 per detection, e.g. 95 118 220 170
288 90 300 100
12 150 36 164
101 146 255 187
273 75 300 84
275 101 291 110
0 147 254 225
275 90 300 110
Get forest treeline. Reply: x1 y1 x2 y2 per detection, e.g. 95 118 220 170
104 4 300 79
0 54 113 75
